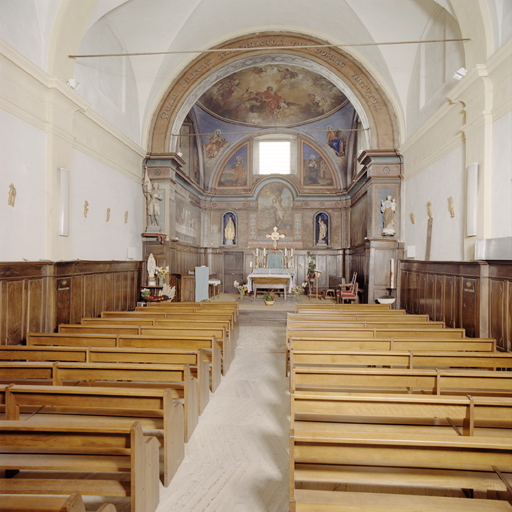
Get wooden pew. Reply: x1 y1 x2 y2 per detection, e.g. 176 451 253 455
290 430 512 512
26 332 222 393
290 349 512 371
0 345 211 412
0 345 87 362
0 420 159 512
287 326 466 342
72 321 233 375
0 361 198 442
145 301 239 320
288 312 431 322
82 317 155 327
286 336 497 375
0 493 116 512
96 310 237 367
292 391 512 436
3 384 184 486
296 303 393 311
291 367 512 396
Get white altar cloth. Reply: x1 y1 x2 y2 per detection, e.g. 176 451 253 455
247 273 294 298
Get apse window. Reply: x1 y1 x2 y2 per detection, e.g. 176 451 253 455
254 135 297 175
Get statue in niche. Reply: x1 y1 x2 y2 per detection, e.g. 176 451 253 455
318 217 327 244
224 216 236 245
8 183 16 207
380 195 396 236
314 212 329 247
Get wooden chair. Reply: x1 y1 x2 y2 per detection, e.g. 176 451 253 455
340 282 358 303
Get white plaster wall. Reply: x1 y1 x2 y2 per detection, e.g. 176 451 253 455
74 18 141 145
0 0 59 71
491 111 512 238
406 10 465 138
71 150 143 261
404 145 465 261
0 110 47 261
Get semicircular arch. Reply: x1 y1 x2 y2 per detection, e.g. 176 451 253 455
148 31 399 155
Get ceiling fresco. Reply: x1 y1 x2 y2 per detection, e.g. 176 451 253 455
197 64 348 128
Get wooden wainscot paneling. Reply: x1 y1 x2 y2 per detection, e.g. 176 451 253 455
0 263 53 346
1 261 142 345
399 261 486 338
487 261 512 352
461 278 478 338
54 261 142 328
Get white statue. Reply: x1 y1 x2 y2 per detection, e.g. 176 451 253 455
143 167 163 227
381 195 396 236
224 216 235 245
147 253 156 284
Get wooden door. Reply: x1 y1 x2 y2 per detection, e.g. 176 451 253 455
223 252 244 293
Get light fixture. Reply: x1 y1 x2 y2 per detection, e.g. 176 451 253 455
66 78 80 90
453 67 467 80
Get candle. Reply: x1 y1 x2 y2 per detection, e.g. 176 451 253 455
256 248 259 257
291 248 293 257
285 248 287 257
390 258 394 289
263 248 266 256
250 261 253 269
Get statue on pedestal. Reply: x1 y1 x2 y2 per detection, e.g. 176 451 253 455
147 253 156 286
381 195 396 236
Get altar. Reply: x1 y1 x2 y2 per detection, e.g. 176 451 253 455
247 269 295 299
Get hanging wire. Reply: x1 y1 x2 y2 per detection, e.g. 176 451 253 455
69 39 470 59
172 127 368 137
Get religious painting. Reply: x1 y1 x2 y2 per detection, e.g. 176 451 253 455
218 145 249 188
222 211 237 246
314 212 329 247
197 64 347 128
175 196 200 245
257 182 293 239
302 143 334 187
326 126 348 157
204 129 227 159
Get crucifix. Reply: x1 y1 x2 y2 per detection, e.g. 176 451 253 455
266 226 285 252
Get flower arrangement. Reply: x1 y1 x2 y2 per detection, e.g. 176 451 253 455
234 280 247 299
155 266 169 286
141 288 150 298
292 285 303 300
263 289 276 303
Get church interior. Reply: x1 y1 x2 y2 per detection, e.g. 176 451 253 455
0 1 511 511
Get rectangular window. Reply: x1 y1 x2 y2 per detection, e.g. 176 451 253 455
259 141 291 174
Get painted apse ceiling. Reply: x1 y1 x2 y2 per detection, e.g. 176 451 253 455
183 63 357 194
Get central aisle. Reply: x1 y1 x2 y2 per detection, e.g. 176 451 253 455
156 310 290 512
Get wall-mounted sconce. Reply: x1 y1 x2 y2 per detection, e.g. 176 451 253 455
66 78 80 90
59 168 69 236
453 67 467 80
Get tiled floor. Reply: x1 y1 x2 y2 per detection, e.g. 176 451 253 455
154 311 290 512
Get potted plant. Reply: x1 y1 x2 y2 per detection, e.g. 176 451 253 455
263 289 276 305
307 254 317 278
